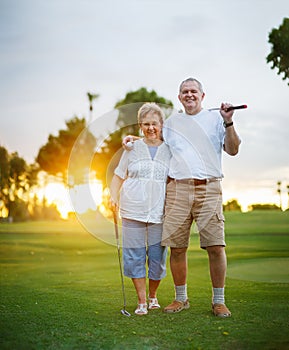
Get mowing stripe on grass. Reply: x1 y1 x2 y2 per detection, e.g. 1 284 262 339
228 257 289 283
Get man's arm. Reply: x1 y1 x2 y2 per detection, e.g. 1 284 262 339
223 125 241 156
220 103 241 156
122 135 140 150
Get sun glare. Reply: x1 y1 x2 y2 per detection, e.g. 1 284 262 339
69 181 103 216
41 180 103 219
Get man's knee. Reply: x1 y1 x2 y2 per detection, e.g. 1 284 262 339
207 245 225 258
170 247 187 261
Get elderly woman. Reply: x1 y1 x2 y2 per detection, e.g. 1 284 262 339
110 102 171 315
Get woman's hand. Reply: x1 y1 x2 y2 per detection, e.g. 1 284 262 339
109 197 118 212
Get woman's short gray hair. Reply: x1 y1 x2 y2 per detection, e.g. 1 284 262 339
137 103 165 124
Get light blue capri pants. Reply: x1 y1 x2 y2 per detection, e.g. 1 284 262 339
122 218 167 280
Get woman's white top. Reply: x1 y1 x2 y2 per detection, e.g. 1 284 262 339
114 139 171 223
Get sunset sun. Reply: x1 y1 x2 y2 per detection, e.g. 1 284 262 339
38 180 103 219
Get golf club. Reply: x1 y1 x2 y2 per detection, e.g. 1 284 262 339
209 104 247 112
113 209 131 317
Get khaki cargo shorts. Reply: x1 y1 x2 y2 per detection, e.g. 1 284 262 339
161 178 225 249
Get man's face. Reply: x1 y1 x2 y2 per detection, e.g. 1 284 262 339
178 80 205 115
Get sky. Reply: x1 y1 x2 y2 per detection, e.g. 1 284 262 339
0 0 289 211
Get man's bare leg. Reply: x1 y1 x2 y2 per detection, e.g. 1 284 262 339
164 247 189 313
207 245 231 317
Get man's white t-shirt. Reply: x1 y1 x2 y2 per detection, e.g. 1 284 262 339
162 109 225 179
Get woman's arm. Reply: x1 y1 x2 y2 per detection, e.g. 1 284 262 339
109 174 124 209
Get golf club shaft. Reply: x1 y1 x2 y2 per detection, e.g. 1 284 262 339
113 210 128 310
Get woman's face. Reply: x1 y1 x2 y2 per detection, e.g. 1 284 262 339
140 112 162 141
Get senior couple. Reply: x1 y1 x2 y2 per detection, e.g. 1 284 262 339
109 77 241 316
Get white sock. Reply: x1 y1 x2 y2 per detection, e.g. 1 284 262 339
175 284 187 302
212 287 225 305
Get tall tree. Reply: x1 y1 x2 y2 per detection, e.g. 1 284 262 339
8 153 29 220
0 146 10 208
37 116 97 186
92 87 173 186
87 92 99 123
115 87 173 135
0 147 33 220
277 181 282 209
267 17 289 85
92 128 125 187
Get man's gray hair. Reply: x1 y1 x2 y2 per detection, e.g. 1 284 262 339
179 78 204 93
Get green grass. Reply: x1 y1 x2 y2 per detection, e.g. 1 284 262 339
0 211 289 350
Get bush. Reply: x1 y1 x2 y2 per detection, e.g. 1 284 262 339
8 199 30 222
30 203 61 221
249 203 280 211
223 199 242 211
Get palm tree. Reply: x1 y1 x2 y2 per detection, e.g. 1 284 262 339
277 181 282 210
87 92 99 124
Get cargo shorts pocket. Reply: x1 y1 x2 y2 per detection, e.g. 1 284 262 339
216 212 225 222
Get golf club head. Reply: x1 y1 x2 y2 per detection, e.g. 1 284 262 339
121 309 131 317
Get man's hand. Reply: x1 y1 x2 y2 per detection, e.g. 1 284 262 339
122 135 140 150
220 103 234 124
